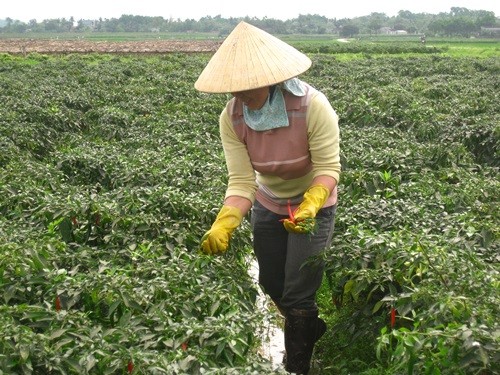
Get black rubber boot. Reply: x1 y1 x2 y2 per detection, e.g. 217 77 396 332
282 317 326 367
284 308 327 374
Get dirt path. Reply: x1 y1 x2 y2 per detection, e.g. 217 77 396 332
0 39 222 54
248 258 285 369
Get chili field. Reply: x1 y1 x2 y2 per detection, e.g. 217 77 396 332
0 47 499 374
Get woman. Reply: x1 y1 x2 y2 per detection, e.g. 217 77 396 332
196 21 340 374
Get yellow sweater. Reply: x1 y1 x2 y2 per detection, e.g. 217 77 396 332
219 88 341 212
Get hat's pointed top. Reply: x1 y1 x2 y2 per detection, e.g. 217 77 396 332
195 21 311 93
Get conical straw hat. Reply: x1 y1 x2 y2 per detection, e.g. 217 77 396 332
195 21 312 93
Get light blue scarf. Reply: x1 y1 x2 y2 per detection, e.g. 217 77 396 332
243 78 306 132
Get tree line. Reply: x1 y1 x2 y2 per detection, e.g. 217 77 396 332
0 7 498 37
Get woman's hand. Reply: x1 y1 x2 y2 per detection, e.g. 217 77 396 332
282 184 330 234
200 205 243 254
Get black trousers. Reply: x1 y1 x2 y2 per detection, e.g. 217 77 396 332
250 201 336 310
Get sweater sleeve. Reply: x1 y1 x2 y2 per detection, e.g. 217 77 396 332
307 92 341 183
219 106 258 203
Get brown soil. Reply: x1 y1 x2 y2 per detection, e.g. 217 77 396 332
0 39 222 54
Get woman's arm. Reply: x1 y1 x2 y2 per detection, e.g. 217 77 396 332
224 195 253 217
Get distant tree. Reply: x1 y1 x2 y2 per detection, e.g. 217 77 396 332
258 17 287 34
393 11 414 32
475 10 496 27
1 7 497 36
292 14 330 34
96 18 103 32
450 7 470 17
9 20 28 33
448 17 477 36
429 16 476 37
43 19 59 32
367 12 388 34
340 23 359 37
66 17 74 31
75 19 84 31
104 18 121 32
197 15 220 32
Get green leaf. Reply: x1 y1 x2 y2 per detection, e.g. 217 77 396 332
50 328 67 340
19 345 29 361
3 285 17 304
59 218 73 243
63 358 83 373
373 300 385 314
210 300 221 316
343 279 355 295
107 300 121 318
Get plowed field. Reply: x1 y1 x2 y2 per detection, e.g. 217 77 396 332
0 39 221 54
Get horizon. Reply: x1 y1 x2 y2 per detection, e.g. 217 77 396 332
1 0 499 23
2 8 499 24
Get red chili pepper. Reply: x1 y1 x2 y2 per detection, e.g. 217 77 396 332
390 307 396 328
181 341 188 351
279 199 296 224
71 217 78 226
127 360 134 373
55 295 61 312
287 199 295 222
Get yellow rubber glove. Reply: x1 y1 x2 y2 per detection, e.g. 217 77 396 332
283 184 330 234
200 205 243 255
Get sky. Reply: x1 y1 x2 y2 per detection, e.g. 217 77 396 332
2 0 499 23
